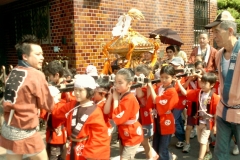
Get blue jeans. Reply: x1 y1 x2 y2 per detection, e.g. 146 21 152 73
153 116 173 160
214 116 240 160
172 108 185 142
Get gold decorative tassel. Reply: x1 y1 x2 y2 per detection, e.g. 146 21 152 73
124 43 135 68
150 42 160 67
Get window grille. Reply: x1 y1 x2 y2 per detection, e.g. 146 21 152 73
14 4 51 44
194 0 209 47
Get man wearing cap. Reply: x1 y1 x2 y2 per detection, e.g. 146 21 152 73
170 57 187 149
205 10 240 160
188 31 217 72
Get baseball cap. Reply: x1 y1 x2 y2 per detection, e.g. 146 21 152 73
86 65 98 76
205 10 235 29
170 57 184 66
74 74 98 89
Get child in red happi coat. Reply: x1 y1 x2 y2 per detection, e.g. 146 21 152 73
104 68 143 160
52 75 110 160
135 64 159 160
147 65 179 160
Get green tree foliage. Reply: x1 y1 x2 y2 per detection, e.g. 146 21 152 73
217 0 240 32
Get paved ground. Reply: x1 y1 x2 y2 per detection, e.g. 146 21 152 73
110 134 240 160
0 131 239 160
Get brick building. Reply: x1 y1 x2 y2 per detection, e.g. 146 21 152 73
0 0 217 73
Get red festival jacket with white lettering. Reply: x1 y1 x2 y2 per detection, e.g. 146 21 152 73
52 98 110 160
155 85 179 135
112 93 143 146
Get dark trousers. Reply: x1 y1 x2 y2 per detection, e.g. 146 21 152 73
172 108 185 142
153 116 173 160
214 116 240 160
46 143 64 160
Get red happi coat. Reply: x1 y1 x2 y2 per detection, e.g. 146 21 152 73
39 99 67 145
186 89 220 130
138 87 154 126
52 98 110 160
96 99 112 131
174 77 187 110
186 80 200 116
212 81 220 95
188 46 217 71
112 93 143 146
155 85 179 135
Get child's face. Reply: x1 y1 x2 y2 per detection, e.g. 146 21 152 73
199 81 213 92
49 73 60 84
93 90 105 102
74 87 88 102
114 74 132 94
160 73 173 88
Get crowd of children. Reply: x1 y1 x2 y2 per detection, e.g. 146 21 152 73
0 46 237 160
33 30 239 159
1 10 239 160
34 45 239 160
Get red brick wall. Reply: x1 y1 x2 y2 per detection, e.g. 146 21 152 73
209 0 218 46
41 0 76 68
73 0 217 73
1 0 217 74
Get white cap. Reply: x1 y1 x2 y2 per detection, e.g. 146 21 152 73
170 57 184 66
74 74 98 89
86 65 98 76
205 10 235 29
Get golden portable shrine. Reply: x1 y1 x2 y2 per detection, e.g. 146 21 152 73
101 8 159 75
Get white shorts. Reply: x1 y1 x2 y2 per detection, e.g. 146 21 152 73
197 123 211 145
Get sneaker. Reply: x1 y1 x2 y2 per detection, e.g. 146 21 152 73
233 144 239 155
176 141 184 148
172 153 178 160
182 143 190 153
190 128 197 139
203 151 212 160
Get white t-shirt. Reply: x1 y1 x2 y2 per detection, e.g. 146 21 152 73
199 92 209 124
222 56 230 80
